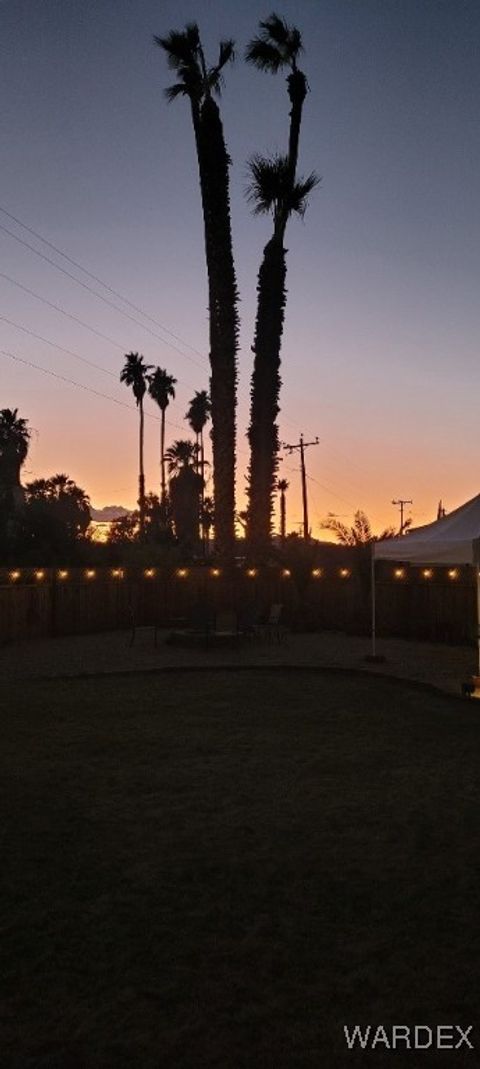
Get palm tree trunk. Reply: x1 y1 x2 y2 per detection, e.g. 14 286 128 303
195 97 238 563
280 490 286 543
139 399 145 537
160 409 166 504
286 70 307 185
247 232 287 557
199 428 205 551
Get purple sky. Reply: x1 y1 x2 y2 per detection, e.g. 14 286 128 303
1 0 479 534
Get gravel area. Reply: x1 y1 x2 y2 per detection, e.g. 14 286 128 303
0 627 476 696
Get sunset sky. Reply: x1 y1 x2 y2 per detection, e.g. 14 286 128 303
1 0 479 536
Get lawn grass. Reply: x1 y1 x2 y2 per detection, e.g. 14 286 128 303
1 669 479 1068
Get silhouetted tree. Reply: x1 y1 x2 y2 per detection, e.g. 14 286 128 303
186 389 211 540
148 367 177 504
277 478 289 542
0 407 30 509
201 495 215 554
320 511 396 545
165 439 203 550
120 352 152 537
155 24 239 561
21 474 91 558
246 155 318 555
245 15 318 556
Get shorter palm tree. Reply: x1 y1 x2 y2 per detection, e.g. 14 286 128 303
165 439 197 476
277 478 289 542
185 390 211 475
165 439 202 549
186 390 211 542
120 352 152 536
0 408 30 501
148 367 177 504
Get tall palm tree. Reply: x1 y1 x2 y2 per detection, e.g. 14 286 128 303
277 478 289 543
148 367 177 504
120 352 152 537
0 408 30 509
245 156 318 554
155 24 239 561
246 14 307 187
185 389 211 492
245 15 317 557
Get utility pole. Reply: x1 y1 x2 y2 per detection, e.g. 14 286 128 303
392 498 413 535
282 434 319 541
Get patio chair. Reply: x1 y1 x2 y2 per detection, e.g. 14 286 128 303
253 603 286 643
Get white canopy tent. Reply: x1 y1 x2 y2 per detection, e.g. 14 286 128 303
370 493 480 670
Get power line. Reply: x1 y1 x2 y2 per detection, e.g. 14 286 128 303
0 220 207 371
1 344 357 514
0 314 119 379
0 311 201 396
0 205 335 445
0 206 378 507
0 204 209 362
0 271 126 351
0 348 184 434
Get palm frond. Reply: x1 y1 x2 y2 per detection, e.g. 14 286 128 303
288 171 321 217
207 39 235 97
259 13 292 48
288 27 303 56
246 153 290 215
246 13 303 70
164 82 189 102
245 38 283 72
218 39 235 69
154 26 200 70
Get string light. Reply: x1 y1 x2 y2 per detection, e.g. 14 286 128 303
394 568 405 579
9 570 21 581
85 569 96 580
210 567 221 578
144 568 156 579
111 568 124 579
35 570 45 581
312 568 323 578
176 568 188 579
422 568 433 579
281 568 291 578
448 568 459 580
339 568 351 579
58 570 69 580
246 568 258 578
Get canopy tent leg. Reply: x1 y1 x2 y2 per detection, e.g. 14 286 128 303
365 542 385 662
371 542 376 658
476 567 480 676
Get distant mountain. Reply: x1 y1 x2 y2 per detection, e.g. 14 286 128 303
90 505 131 521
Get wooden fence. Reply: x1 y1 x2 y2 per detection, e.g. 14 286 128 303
0 561 476 645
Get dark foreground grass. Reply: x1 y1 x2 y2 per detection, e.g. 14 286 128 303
1 670 480 1069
